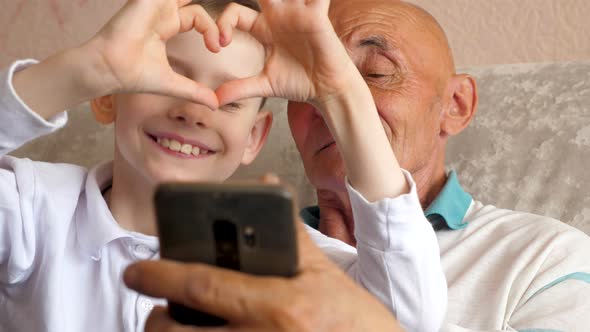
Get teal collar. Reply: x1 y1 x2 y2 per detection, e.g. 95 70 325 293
424 170 472 230
300 205 320 230
300 170 472 231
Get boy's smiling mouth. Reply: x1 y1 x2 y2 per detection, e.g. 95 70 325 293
146 132 216 158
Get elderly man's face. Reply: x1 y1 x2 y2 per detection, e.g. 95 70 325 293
287 0 454 191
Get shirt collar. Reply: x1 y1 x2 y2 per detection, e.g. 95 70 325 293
75 161 158 260
301 170 472 231
424 170 472 230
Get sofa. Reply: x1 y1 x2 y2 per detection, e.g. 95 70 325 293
11 61 590 235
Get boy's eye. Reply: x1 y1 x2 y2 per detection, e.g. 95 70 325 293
222 103 242 111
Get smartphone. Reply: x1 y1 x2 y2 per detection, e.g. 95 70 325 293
154 182 298 326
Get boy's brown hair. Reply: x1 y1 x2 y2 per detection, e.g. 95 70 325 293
193 0 261 15
193 0 267 109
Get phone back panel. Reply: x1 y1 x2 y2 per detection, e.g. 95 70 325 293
154 183 298 277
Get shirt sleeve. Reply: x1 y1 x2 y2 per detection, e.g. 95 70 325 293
346 169 447 332
507 275 590 332
506 226 590 332
0 60 68 284
441 276 590 332
441 225 590 332
0 59 68 155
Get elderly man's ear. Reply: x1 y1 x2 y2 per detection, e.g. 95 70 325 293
90 95 116 124
440 74 478 137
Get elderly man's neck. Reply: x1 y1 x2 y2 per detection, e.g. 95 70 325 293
413 164 448 210
316 189 357 246
315 165 447 247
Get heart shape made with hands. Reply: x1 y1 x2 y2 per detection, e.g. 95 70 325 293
153 1 272 110
177 0 337 109
212 0 347 110
92 0 338 125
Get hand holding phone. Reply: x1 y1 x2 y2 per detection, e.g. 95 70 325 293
154 182 298 326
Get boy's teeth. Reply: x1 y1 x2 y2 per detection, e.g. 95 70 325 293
161 138 170 148
155 136 210 156
169 140 181 152
180 144 192 155
192 146 201 156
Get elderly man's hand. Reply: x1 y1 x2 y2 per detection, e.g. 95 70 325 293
124 221 402 332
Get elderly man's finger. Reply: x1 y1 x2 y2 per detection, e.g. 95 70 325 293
145 306 272 332
293 218 334 269
259 172 281 184
145 306 246 332
145 306 196 332
125 260 283 322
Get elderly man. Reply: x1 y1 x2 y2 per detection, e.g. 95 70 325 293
126 0 590 331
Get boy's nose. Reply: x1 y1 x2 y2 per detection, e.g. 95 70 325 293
167 102 212 127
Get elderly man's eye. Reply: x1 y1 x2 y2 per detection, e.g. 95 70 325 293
367 73 387 78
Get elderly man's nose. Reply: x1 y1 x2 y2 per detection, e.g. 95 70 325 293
168 103 212 127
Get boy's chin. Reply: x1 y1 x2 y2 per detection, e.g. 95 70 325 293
147 167 226 185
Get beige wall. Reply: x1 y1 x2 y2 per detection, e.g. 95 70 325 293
1 0 588 68
411 0 590 66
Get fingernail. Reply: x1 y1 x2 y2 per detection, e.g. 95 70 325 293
123 265 138 287
219 34 227 46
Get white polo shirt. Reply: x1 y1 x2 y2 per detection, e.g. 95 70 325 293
304 168 590 331
0 60 446 332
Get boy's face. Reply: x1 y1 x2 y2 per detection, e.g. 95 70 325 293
111 30 269 185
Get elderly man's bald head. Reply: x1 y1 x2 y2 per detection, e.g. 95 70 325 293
329 0 455 83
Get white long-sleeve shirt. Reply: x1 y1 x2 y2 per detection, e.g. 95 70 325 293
0 60 446 332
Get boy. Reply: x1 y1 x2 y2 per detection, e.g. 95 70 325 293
0 0 445 331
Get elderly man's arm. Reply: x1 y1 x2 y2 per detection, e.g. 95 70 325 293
125 221 404 332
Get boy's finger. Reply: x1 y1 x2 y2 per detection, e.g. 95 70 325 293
125 260 283 323
177 0 193 8
179 4 221 52
217 3 271 46
216 75 273 106
159 71 219 109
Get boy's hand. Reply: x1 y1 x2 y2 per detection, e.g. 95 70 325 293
215 0 360 108
214 1 408 203
89 0 220 108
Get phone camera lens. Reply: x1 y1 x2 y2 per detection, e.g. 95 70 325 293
243 226 256 247
214 220 240 269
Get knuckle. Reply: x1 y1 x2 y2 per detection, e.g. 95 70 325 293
183 266 215 308
269 289 314 330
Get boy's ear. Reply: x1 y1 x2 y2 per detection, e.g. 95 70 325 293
241 111 273 165
440 74 478 137
90 95 116 125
